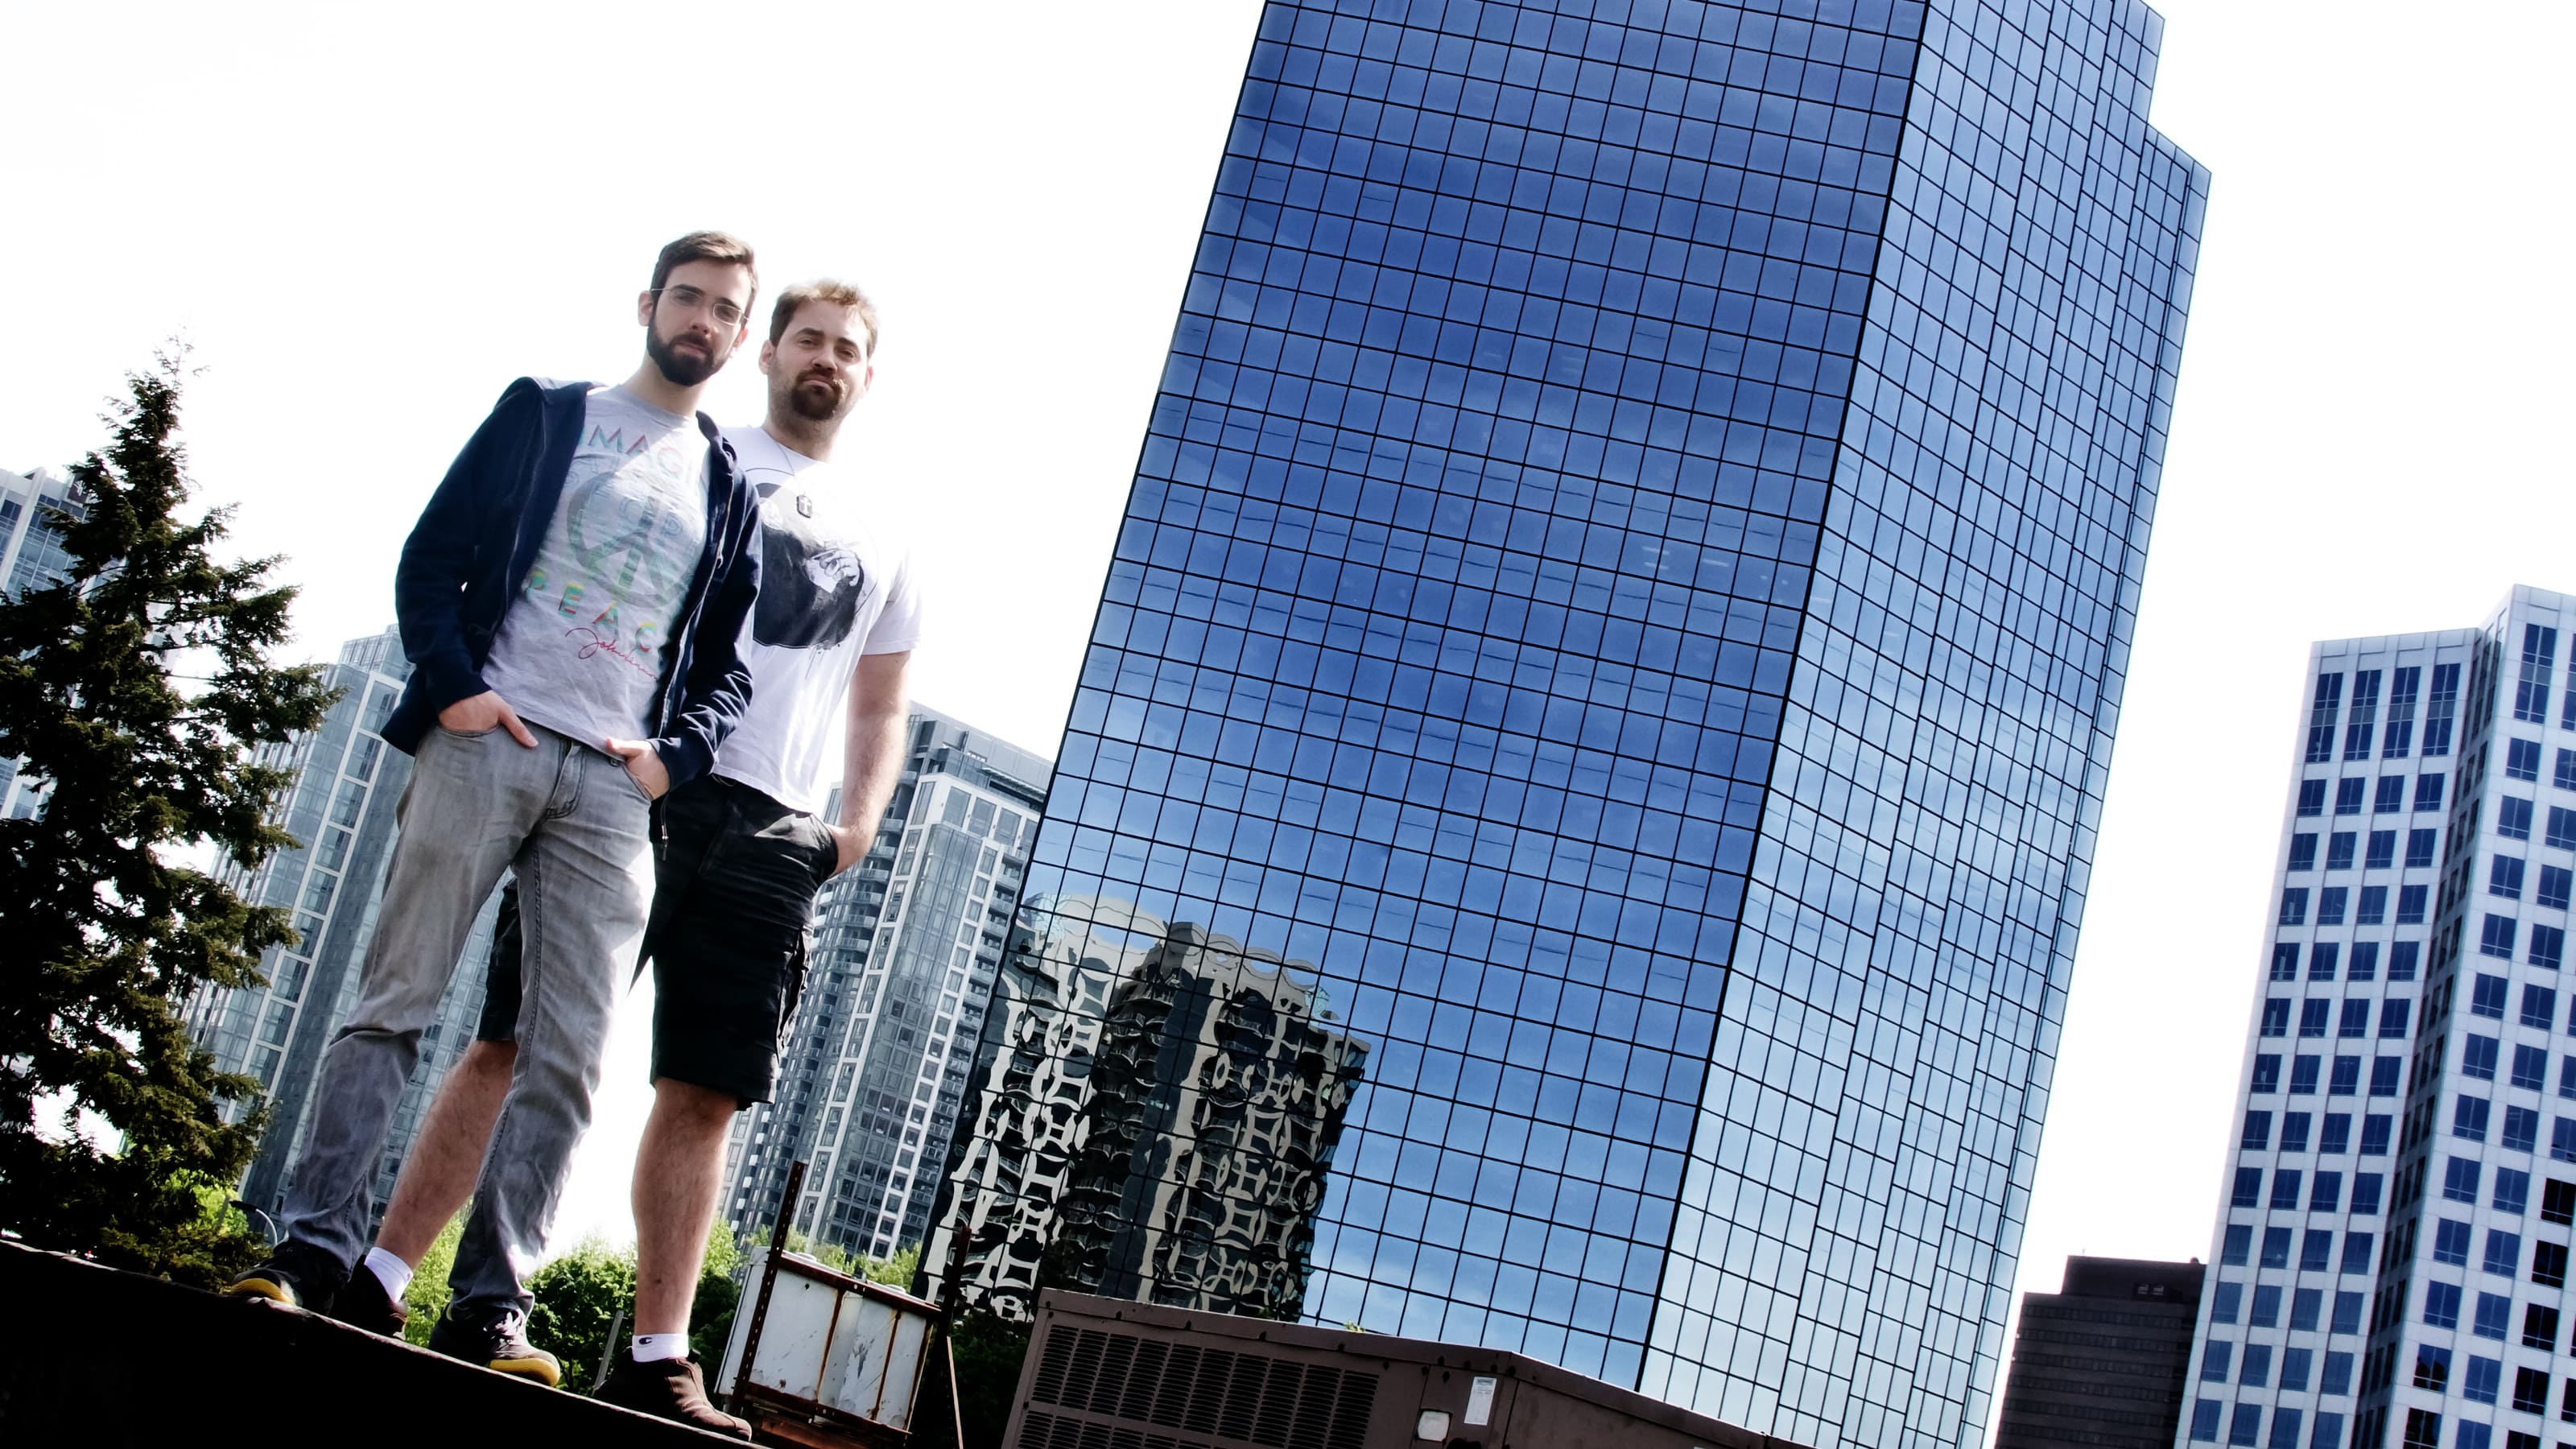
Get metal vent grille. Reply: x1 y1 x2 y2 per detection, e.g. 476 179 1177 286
1023 1325 1379 1449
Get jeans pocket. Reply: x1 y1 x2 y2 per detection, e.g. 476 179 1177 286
618 765 658 806
436 724 496 739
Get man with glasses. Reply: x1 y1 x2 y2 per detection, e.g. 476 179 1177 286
225 233 766 1390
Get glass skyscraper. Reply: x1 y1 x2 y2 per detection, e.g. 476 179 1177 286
2182 589 2576 1449
932 3 2206 1446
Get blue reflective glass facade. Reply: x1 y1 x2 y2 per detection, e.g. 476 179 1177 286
933 3 2204 1445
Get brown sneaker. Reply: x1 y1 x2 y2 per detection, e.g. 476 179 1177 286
327 1262 409 1338
598 1352 751 1439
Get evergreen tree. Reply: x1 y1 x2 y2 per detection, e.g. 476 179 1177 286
0 354 333 1286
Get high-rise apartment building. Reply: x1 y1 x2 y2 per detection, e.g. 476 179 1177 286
929 2 2206 1446
718 707 1051 1260
186 627 503 1223
1994 1255 2202 1449
0 465 89 817
2181 589 2576 1449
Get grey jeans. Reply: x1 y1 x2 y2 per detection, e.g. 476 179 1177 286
277 721 652 1322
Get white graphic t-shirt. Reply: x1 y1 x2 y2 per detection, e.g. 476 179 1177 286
480 386 711 750
712 425 922 815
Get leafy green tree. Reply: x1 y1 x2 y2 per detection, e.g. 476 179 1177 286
0 354 333 1287
950 1307 1033 1449
689 1219 743 1362
527 1234 636 1394
402 1214 465 1348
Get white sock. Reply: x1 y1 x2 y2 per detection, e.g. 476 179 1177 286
363 1247 413 1301
632 1332 687 1364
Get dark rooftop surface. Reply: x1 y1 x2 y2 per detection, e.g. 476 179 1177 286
0 1239 741 1446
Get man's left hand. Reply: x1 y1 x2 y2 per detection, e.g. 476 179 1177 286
605 738 670 799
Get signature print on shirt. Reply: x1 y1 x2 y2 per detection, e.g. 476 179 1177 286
750 487 867 650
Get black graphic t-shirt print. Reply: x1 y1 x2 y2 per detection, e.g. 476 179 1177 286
751 485 868 650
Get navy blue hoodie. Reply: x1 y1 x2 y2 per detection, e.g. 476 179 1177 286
382 377 760 789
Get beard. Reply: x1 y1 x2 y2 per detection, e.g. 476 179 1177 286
781 370 848 423
646 325 725 388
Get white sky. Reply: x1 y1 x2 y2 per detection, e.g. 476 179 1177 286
11 2 2575 1436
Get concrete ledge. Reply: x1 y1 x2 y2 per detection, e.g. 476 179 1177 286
0 1239 736 1445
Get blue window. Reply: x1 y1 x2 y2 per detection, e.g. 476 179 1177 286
2309 943 2341 980
2240 1342 2273 1389
2352 1172 2384 1214
2456 1096 2491 1141
2271 1170 2304 1211
2339 1232 2373 1275
2327 832 2356 870
2262 999 2291 1037
2290 1055 2322 1094
2306 674 2343 764
2332 1290 2364 1334
2527 985 2559 1030
2562 1055 2576 1099
2483 916 2520 960
2298 779 2327 817
2251 1284 2282 1327
2555 1116 2576 1163
2223 1224 2252 1265
2475 1292 2512 1340
2281 1113 2313 1152
2281 890 2310 927
2347 671 2383 760
2356 886 2387 924
2466 1034 2501 1079
2436 1218 2474 1265
2388 667 2421 758
2351 941 2380 980
2493 855 2529 900
2361 1115 2392 1154
2417 770 2448 811
2202 1340 2233 1381
2390 942 2421 983
2409 824 2441 866
2335 778 2366 815
2513 1043 2549 1089
2318 889 2348 926
2329 1055 2361 1095
2447 1158 2484 1203
2339 1001 2371 1038
2495 1166 2532 1214
2376 774 2407 814
2264 1406 2301 1449
2301 1228 2333 1271
2427 664 2462 755
2281 1341 2314 1389
2272 943 2301 980
2400 885 2430 923
2299 999 2330 1037
2253 1055 2281 1093
2542 865 2573 910
2475 973 2512 1016
2532 923 2566 971
2372 1057 2405 1095
2552 806 2576 849
2243 1111 2274 1150
2425 1279 2463 1327
2366 827 2396 866
2289 834 2318 871
2416 1344 2453 1390
2560 748 2576 791
2190 1399 2222 1443
2261 1227 2293 1269
2321 1113 2351 1153
2507 1105 2542 1153
2227 1403 2260 1449
2211 1280 2242 1323
2310 1171 2343 1212
2452 1422 2488 1449
2322 1353 2353 1395
2493 1160 2534 1206
2519 625 2558 723
2510 737 2545 782
2464 1352 2503 1402
2503 796 2536 841
2535 1241 2566 1288
2485 1229 2523 1275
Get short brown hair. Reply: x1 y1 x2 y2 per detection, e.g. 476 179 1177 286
650 230 758 310
768 279 880 358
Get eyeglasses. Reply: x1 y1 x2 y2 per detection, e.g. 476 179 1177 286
652 285 746 328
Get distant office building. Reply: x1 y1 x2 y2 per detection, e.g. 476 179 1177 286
1992 1255 2201 1449
718 707 1051 1260
926 900 1369 1321
186 626 502 1223
0 465 89 818
925 2 2206 1444
2178 587 2576 1449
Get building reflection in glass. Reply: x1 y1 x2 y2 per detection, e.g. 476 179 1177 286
926 894 1367 1322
